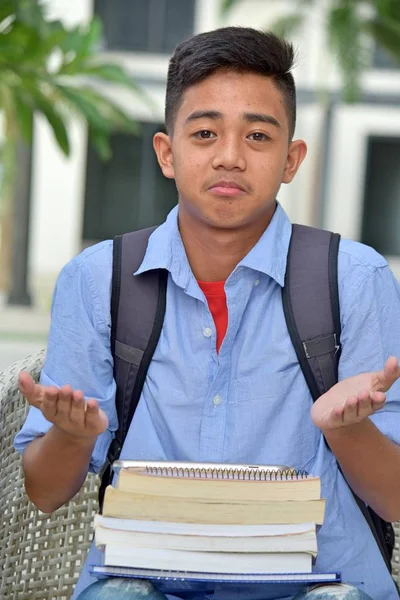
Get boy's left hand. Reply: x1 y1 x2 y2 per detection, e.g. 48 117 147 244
311 356 400 431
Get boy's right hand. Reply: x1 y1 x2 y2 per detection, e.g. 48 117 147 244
19 371 109 440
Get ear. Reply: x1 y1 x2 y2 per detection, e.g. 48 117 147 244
153 132 175 179
282 139 307 184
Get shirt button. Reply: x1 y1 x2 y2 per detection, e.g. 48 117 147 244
213 395 222 406
203 327 212 338
254 279 260 287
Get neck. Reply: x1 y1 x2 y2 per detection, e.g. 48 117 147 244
178 208 275 282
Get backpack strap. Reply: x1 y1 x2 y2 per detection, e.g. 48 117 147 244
98 227 168 511
282 223 394 573
282 224 341 401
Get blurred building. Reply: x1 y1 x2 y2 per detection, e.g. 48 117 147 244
30 0 400 306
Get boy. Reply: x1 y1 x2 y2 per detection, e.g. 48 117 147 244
15 27 400 600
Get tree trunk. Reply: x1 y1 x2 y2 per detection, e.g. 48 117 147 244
7 137 32 305
0 110 17 294
0 205 12 291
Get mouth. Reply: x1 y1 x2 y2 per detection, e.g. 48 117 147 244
208 180 247 197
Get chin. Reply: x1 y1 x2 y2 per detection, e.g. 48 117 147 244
206 215 249 230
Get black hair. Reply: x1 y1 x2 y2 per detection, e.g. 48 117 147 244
166 26 297 139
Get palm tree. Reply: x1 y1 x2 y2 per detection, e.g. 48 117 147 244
0 0 143 301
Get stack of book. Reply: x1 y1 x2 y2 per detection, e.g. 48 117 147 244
92 461 339 589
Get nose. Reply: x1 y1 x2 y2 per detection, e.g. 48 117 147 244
211 135 246 171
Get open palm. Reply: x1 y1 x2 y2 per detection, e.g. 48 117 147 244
19 372 109 439
311 356 400 431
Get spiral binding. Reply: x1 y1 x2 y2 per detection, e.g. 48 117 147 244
143 466 308 480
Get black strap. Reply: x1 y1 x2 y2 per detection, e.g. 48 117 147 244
282 224 393 573
98 229 167 511
282 225 341 401
328 232 342 355
98 235 124 511
110 234 123 358
124 268 168 439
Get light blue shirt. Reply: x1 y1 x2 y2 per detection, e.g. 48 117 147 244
15 204 400 600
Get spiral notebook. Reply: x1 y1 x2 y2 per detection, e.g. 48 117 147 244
113 460 309 480
105 460 325 524
96 461 337 594
90 565 341 598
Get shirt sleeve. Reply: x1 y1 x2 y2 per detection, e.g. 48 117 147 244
13 243 117 473
338 258 400 445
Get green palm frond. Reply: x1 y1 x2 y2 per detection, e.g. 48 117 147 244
13 92 33 141
58 17 103 73
220 0 241 15
14 0 46 32
52 83 110 133
54 83 139 135
373 0 400 22
327 4 368 102
20 78 70 153
0 1 146 160
0 1 15 24
73 63 142 92
363 14 400 63
89 128 112 161
67 87 139 133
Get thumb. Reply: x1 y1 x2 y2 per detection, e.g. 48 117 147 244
374 357 400 393
19 371 43 408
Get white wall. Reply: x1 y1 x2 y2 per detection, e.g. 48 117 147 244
29 115 88 305
278 103 326 226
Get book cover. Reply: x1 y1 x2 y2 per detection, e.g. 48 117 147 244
90 565 341 599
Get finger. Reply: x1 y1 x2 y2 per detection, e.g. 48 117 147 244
356 390 374 420
18 372 43 408
329 404 345 427
70 390 85 427
57 385 74 418
374 357 400 392
41 387 60 421
370 390 386 411
342 396 359 424
85 403 109 435
85 399 100 430
384 356 400 382
18 371 35 396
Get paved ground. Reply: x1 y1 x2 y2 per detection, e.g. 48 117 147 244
0 300 49 372
0 339 46 371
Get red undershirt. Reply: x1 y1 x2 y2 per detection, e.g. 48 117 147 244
197 280 228 353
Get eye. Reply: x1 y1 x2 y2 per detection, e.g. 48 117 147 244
193 130 217 140
248 132 269 142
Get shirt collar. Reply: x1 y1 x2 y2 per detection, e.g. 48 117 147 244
135 202 292 289
135 205 193 290
238 202 291 287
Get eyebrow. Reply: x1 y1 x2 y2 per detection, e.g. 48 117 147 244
242 112 281 129
184 110 223 125
184 110 281 129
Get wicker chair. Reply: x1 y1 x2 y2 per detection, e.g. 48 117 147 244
1 351 400 599
0 351 99 600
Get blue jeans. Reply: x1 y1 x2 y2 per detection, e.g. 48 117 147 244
76 579 373 600
293 583 373 599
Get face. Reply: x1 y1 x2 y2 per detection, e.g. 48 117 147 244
153 70 307 232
